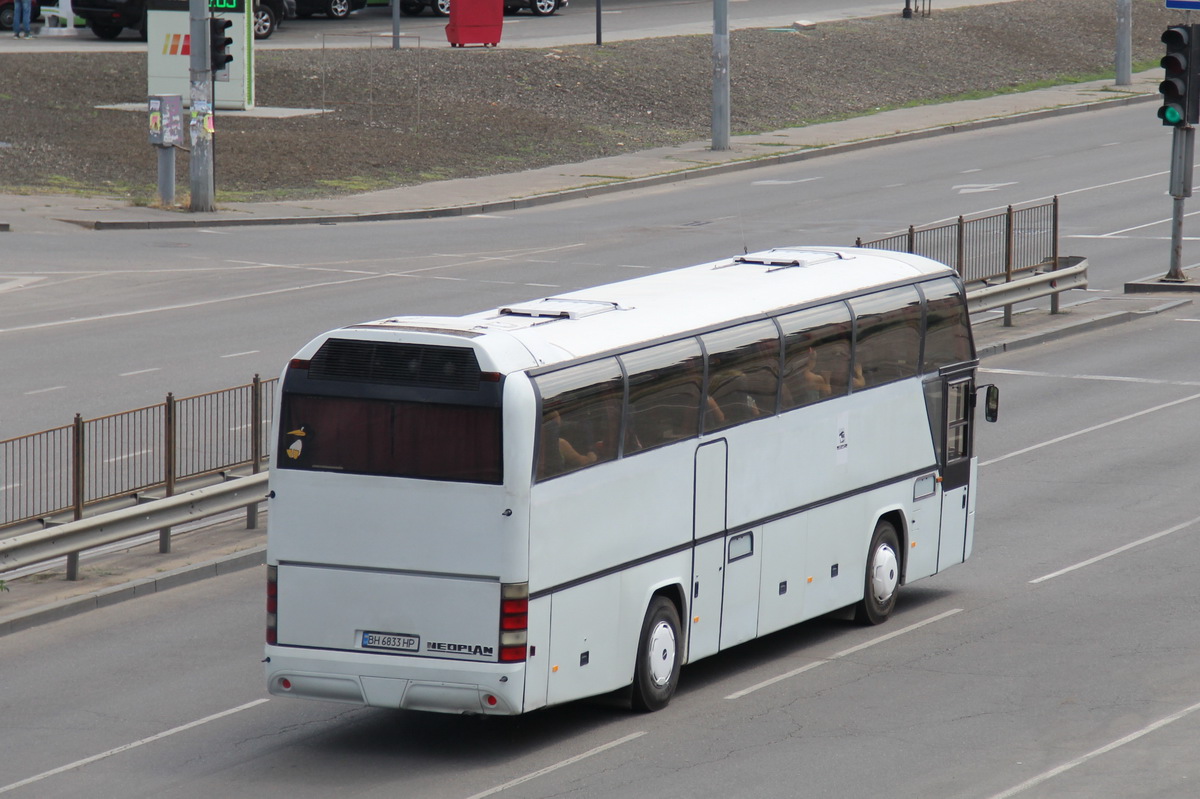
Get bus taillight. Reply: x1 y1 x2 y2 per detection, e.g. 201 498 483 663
499 582 528 662
266 565 278 645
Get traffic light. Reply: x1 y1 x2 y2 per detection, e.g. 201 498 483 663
209 17 233 77
1159 25 1199 127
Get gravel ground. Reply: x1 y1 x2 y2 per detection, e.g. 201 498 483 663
0 0 1177 202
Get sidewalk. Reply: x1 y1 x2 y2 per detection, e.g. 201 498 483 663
0 70 1161 233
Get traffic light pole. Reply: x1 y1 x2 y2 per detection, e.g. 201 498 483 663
1168 124 1195 282
188 0 215 212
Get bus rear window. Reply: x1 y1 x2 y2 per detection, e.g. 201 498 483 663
277 394 502 484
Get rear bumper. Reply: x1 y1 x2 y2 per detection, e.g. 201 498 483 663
265 645 527 715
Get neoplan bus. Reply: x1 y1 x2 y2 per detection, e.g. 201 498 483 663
264 246 998 715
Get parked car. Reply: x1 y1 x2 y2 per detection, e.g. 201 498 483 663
294 0 364 19
70 0 145 39
0 0 42 30
71 0 289 40
253 0 295 39
398 0 564 16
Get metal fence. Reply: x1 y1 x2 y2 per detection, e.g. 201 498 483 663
0 376 275 535
856 197 1059 286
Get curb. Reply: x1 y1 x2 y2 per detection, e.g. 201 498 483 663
975 298 1192 359
61 91 1157 232
0 545 265 638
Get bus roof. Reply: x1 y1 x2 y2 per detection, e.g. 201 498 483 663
339 247 957 371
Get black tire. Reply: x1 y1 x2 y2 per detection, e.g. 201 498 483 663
855 519 901 625
89 20 124 39
399 0 423 14
326 0 351 17
631 596 681 712
431 0 449 16
528 0 556 15
253 3 277 39
0 7 14 29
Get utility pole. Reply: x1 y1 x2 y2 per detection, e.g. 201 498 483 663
711 0 730 150
188 0 214 212
1116 0 1131 86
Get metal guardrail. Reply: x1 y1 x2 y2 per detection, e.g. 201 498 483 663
0 474 268 574
967 256 1088 314
0 375 275 579
856 197 1087 324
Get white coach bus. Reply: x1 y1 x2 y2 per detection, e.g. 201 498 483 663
263 246 998 715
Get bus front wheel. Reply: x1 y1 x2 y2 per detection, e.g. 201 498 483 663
631 596 682 712
855 519 900 625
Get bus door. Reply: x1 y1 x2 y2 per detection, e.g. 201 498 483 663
690 440 727 662
937 371 975 571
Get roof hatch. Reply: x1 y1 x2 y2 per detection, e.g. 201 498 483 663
499 298 619 320
733 248 850 270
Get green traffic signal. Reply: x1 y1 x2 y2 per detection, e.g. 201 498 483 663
1161 25 1197 127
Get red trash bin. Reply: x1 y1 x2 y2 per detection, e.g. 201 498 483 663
446 0 503 47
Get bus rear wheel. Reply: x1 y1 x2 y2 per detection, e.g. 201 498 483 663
631 596 681 712
855 519 900 625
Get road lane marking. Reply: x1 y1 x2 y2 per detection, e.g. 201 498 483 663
1029 513 1200 584
0 273 388 335
0 698 269 795
23 385 65 395
981 367 1200 387
980 390 1200 467
464 731 646 799
724 608 963 700
103 448 152 464
119 368 161 377
986 697 1200 799
220 350 259 358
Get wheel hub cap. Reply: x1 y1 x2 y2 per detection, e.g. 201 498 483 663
871 544 898 604
647 621 676 687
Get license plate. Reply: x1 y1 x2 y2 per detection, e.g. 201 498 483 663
362 631 420 652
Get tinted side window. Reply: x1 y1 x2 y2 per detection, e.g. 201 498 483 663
851 286 923 388
921 278 975 370
778 303 853 408
621 340 703 454
534 358 623 481
702 321 780 432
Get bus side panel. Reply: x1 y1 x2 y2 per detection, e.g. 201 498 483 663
757 514 808 637
523 595 552 712
904 480 943 583
804 501 868 619
964 458 978 560
545 574 623 707
722 383 936 534
529 446 694 593
543 555 691 708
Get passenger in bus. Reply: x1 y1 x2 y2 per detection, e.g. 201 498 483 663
540 410 600 478
785 346 832 404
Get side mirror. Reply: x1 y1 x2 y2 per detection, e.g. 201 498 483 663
983 384 999 423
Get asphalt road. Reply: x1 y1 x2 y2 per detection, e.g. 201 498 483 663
4 297 1200 797
0 99 1183 439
